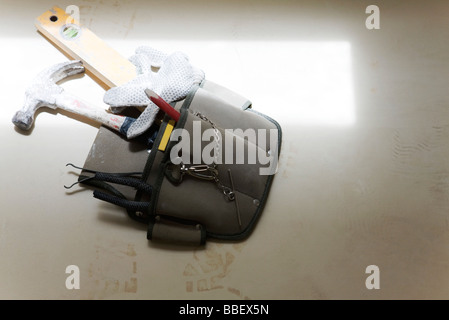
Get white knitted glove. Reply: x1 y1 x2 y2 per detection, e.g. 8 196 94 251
104 46 205 139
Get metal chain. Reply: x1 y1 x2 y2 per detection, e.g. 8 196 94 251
180 111 234 201
193 111 221 164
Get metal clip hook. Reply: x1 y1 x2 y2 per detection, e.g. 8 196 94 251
176 162 236 202
181 164 218 181
222 187 235 201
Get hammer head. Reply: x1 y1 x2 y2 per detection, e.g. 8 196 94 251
12 60 84 130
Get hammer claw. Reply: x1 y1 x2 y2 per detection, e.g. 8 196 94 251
42 60 85 84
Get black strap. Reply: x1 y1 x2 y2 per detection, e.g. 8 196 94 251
65 163 152 213
93 190 150 212
94 172 152 194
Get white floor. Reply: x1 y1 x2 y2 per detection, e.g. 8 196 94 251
1 0 448 299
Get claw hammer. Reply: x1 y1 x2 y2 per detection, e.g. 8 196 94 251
34 6 176 150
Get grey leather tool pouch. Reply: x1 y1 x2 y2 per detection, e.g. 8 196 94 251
78 80 282 246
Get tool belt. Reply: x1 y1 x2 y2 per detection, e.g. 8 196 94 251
76 80 282 246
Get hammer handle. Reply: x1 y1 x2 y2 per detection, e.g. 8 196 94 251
55 92 128 132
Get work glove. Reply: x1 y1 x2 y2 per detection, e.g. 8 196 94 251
104 46 205 139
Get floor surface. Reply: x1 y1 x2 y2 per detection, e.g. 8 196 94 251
1 0 448 299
